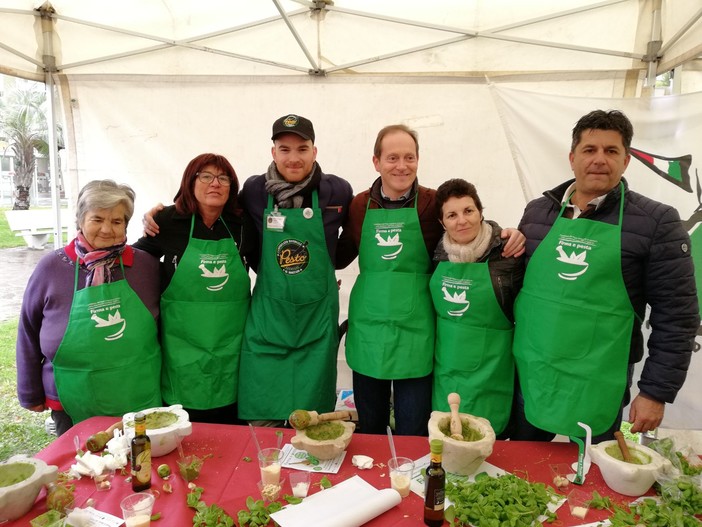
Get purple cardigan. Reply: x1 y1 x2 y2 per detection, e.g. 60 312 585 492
16 242 160 410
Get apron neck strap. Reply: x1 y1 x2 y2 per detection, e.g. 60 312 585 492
267 189 318 209
366 192 417 211
190 213 233 238
73 254 124 292
559 181 625 225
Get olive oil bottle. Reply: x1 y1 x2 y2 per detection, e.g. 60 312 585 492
131 412 152 491
423 439 445 526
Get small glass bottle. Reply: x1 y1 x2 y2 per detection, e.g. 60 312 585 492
131 412 152 491
424 439 446 526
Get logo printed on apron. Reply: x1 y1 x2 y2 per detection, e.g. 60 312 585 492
374 222 405 260
160 215 251 410
346 198 434 379
440 277 472 317
54 255 162 423
276 239 310 274
430 259 514 435
513 183 635 436
89 297 126 340
198 252 230 291
239 191 338 420
555 234 598 280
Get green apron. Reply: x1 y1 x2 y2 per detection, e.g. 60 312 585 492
430 258 514 434
238 191 339 420
160 215 250 409
53 257 161 423
346 198 434 379
513 183 635 436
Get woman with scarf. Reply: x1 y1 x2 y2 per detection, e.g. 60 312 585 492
16 180 161 436
134 153 255 425
430 178 524 437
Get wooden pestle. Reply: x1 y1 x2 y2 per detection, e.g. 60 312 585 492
288 409 352 430
613 431 633 462
447 392 463 440
86 420 124 452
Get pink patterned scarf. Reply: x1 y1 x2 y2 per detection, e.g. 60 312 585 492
74 232 127 286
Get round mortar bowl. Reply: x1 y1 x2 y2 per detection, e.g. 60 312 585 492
291 421 356 460
427 411 496 476
0 455 59 521
589 439 671 496
123 404 192 457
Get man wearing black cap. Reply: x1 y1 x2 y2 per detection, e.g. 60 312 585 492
237 114 353 423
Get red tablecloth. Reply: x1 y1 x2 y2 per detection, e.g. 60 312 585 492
7 416 638 526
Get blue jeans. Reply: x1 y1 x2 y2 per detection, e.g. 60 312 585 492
353 371 432 436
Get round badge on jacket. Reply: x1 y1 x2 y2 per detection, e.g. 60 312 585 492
276 239 310 275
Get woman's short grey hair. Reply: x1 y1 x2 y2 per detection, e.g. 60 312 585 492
76 180 136 228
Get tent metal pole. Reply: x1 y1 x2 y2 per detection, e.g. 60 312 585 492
325 36 472 74
271 0 320 73
60 43 311 74
53 7 310 73
327 0 627 36
0 41 44 69
644 0 662 88
45 71 62 249
38 2 63 248
659 5 702 56
487 0 629 33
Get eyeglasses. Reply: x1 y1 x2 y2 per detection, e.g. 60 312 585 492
196 172 232 186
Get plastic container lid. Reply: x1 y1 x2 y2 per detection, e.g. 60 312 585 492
430 439 443 454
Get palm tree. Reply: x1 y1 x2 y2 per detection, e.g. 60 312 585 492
0 83 49 210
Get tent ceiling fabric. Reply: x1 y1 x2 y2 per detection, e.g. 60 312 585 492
0 0 701 81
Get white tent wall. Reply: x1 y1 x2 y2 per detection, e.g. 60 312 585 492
62 76 538 241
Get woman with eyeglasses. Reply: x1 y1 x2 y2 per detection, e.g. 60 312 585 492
134 153 256 424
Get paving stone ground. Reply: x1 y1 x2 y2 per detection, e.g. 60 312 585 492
0 246 48 322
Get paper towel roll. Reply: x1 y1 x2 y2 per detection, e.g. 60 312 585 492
270 475 401 527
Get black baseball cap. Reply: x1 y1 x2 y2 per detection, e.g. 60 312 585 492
271 114 315 143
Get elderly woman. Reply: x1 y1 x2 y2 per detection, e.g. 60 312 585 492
430 178 525 436
134 153 255 425
16 180 161 436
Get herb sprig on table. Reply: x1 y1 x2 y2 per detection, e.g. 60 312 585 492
589 475 702 526
444 472 560 526
187 486 235 527
236 496 283 526
594 497 701 527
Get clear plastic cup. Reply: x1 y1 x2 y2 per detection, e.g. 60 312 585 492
388 457 414 498
120 492 155 527
177 455 203 482
94 467 115 491
567 488 590 520
289 471 311 498
549 463 573 489
258 448 282 487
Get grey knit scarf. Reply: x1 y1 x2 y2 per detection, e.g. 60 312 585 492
264 161 320 208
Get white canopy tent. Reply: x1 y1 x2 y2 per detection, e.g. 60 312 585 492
1 0 701 429
0 0 700 228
